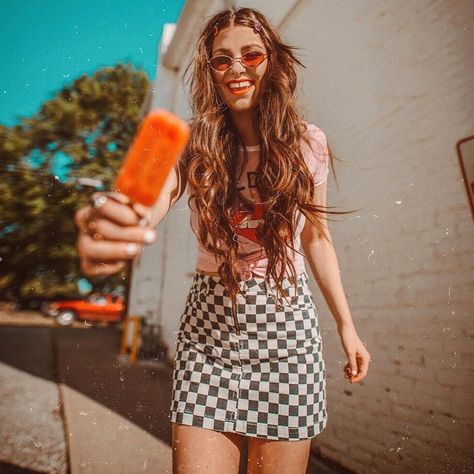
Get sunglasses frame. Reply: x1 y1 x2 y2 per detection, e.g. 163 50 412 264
207 50 268 72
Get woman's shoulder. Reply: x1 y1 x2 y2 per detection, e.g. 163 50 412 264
300 120 327 140
299 120 329 157
298 120 330 184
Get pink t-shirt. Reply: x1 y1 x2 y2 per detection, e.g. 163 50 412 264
188 122 330 279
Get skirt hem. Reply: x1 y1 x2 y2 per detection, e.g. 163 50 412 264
169 410 328 442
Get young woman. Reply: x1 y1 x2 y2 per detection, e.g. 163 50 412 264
75 7 371 474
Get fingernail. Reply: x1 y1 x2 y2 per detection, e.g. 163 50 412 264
126 243 138 255
352 369 358 375
143 230 156 244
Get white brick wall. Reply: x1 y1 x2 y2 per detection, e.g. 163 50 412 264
280 1 473 472
131 0 474 471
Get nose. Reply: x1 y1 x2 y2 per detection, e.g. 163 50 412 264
230 58 246 73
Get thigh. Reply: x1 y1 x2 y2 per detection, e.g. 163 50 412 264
246 437 311 474
172 422 244 474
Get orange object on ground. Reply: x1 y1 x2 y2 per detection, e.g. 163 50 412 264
114 109 190 207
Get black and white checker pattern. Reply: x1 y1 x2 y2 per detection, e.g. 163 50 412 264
169 271 328 441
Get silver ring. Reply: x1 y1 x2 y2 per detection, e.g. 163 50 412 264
89 194 108 209
138 215 151 226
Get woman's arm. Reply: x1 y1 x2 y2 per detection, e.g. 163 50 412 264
300 179 371 384
300 180 355 332
149 160 187 229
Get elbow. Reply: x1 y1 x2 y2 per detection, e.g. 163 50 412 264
301 232 333 254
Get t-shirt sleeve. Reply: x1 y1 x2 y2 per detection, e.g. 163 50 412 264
302 122 330 186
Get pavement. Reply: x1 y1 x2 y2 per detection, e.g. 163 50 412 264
0 305 174 474
0 327 67 474
0 306 347 474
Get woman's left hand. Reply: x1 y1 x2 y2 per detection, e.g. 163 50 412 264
338 324 372 384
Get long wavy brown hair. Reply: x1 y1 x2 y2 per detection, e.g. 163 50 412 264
180 7 355 313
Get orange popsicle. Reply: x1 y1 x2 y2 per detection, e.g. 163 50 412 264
114 109 190 207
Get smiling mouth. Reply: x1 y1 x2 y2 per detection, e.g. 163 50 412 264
227 81 254 95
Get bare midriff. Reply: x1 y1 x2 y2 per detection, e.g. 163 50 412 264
195 268 264 278
195 268 220 276
195 267 262 278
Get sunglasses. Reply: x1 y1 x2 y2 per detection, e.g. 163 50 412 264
207 50 267 72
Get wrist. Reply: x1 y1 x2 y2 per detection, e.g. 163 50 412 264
337 319 356 333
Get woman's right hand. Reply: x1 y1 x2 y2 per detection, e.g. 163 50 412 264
74 192 157 277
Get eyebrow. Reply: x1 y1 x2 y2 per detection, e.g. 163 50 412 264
213 44 264 54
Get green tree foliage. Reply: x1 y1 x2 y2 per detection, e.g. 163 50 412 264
0 63 150 302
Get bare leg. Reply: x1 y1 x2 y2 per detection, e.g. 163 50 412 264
172 422 245 474
246 437 311 474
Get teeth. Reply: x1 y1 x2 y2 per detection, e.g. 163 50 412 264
236 219 262 229
229 81 252 89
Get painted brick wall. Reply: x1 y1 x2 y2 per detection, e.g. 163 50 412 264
280 0 474 472
132 0 473 472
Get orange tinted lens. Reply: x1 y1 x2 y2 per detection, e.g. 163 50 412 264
210 56 231 71
242 51 265 67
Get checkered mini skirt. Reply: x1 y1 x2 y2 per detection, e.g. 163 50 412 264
169 271 328 441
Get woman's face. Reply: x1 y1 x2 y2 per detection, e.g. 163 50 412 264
210 25 268 114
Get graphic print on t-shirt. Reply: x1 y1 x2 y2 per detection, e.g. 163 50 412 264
230 170 266 251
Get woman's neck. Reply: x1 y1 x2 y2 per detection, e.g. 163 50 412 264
230 110 260 147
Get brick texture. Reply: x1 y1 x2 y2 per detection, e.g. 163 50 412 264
132 1 474 472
